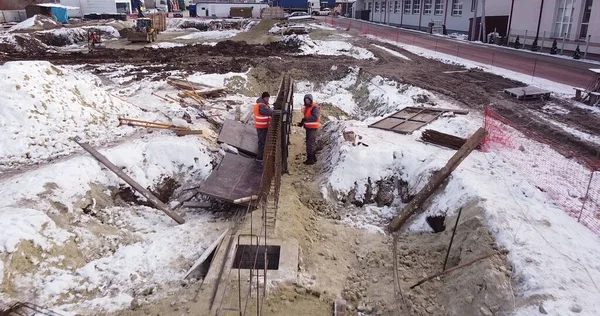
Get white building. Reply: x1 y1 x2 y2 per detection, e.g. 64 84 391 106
353 0 510 34
195 2 268 17
58 0 120 16
509 0 599 54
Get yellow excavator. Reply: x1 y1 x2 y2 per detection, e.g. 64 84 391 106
128 14 166 43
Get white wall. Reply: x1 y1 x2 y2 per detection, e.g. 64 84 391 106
0 10 27 23
196 3 268 17
60 0 117 17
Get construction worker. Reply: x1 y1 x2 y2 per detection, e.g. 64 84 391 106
88 31 99 47
254 92 273 162
298 94 321 165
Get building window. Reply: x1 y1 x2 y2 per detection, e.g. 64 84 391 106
471 0 476 11
452 0 462 16
554 0 575 37
382 1 387 13
375 1 380 12
412 0 420 14
579 0 593 39
424 0 432 14
368 2 373 11
404 0 411 13
434 0 444 15
389 0 394 12
394 0 399 13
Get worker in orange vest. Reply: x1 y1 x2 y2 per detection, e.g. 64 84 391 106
254 92 273 161
297 94 321 165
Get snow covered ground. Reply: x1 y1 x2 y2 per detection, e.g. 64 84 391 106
176 29 241 41
0 135 227 315
283 34 375 60
321 103 600 315
0 61 155 170
0 61 259 314
294 67 449 118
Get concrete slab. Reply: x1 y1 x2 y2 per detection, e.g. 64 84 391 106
504 86 551 100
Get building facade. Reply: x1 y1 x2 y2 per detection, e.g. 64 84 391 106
353 0 510 33
509 0 599 54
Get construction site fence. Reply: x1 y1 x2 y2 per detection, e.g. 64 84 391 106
322 17 594 87
482 106 600 235
507 28 600 58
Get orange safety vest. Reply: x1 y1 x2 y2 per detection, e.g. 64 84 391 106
254 102 271 129
302 103 321 129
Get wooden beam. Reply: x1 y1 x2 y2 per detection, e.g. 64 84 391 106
74 137 185 225
388 127 486 232
410 252 499 289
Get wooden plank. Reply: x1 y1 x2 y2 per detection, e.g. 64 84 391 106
217 120 258 156
74 137 185 225
197 154 263 203
184 229 229 280
388 128 487 232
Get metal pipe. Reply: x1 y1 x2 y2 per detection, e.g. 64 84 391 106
584 34 591 59
443 207 463 270
536 0 544 38
561 32 566 54
540 30 546 52
507 0 515 40
470 0 479 41
524 29 528 49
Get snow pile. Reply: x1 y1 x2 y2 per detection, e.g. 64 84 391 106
0 61 151 170
9 15 60 32
294 67 441 117
36 25 120 46
0 208 72 253
166 18 247 31
322 116 600 315
306 22 336 30
371 44 411 60
150 42 186 48
268 24 284 34
176 29 241 40
282 34 375 60
0 135 223 314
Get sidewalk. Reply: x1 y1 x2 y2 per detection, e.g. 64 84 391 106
322 17 598 88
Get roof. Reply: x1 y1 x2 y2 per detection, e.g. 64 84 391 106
35 3 80 10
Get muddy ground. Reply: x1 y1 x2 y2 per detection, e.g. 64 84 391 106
2 25 598 163
1 20 598 315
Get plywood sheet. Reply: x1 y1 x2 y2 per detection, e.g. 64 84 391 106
197 154 262 203
217 120 258 156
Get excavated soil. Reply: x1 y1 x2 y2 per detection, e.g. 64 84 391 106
2 32 597 162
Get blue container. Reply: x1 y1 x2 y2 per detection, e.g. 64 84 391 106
276 0 309 10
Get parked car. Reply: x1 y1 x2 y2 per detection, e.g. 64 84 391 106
286 11 314 21
312 8 331 16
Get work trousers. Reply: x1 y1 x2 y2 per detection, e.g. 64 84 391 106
305 128 318 157
256 128 268 160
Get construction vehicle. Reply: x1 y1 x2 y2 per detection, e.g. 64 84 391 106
128 14 167 43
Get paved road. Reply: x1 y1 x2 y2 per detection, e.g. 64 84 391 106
322 17 597 89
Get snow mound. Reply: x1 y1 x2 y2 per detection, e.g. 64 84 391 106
0 61 151 170
150 42 186 49
176 29 241 40
294 67 440 117
36 26 121 46
9 15 60 32
322 119 600 315
282 34 375 60
0 136 221 313
0 207 72 253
